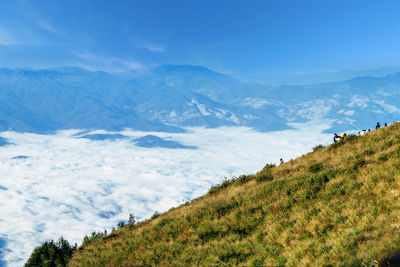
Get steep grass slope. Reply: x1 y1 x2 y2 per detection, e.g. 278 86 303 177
69 123 400 266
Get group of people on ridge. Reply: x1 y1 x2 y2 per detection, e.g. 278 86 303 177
333 122 388 143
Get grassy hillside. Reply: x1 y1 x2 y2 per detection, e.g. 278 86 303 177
69 123 400 266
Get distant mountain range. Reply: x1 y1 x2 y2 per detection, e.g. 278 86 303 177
0 65 399 134
247 65 400 86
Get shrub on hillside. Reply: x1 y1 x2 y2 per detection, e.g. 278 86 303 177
198 221 221 243
151 211 161 219
236 174 253 184
262 163 276 171
345 134 358 142
208 177 233 195
313 144 325 151
25 237 76 267
209 198 238 218
255 170 274 183
363 148 375 156
308 162 324 173
381 139 395 150
82 231 107 245
207 175 254 195
350 158 366 172
117 220 126 229
253 163 275 183
378 153 390 162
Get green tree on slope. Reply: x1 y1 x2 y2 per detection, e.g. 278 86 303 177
25 237 76 267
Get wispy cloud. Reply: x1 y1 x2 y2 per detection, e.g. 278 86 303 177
134 40 166 53
0 122 332 265
72 51 148 72
35 18 59 34
374 100 400 113
143 43 166 53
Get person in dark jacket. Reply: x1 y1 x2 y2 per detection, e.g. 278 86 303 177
376 122 381 129
333 133 340 143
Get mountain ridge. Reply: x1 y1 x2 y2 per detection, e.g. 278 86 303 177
0 65 400 134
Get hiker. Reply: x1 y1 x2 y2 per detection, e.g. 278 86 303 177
368 129 371 132
333 133 340 143
376 122 381 129
385 122 388 127
280 158 284 165
361 129 367 135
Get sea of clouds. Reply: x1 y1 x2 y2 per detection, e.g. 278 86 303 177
0 121 331 266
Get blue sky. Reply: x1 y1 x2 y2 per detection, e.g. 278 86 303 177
1 0 400 77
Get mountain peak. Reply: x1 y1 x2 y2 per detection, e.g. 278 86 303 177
154 64 225 76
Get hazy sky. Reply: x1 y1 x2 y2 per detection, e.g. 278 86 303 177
1 0 400 76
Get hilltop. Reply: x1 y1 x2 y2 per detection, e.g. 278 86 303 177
65 122 400 266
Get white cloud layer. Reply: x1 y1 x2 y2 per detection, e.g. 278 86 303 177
0 122 331 266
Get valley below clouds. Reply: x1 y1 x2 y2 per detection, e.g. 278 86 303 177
0 123 330 265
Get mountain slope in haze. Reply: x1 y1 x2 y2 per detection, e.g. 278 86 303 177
265 72 400 132
1 65 400 134
0 68 184 133
68 123 400 266
0 66 288 133
252 65 400 86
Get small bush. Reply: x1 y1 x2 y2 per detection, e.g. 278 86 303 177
117 220 126 229
308 173 329 187
262 163 276 171
208 177 234 195
251 257 265 267
151 211 161 220
378 153 389 162
155 218 173 229
210 198 238 218
207 175 254 195
198 222 220 243
236 174 253 184
309 162 324 173
82 231 107 245
255 170 274 183
305 187 320 200
381 139 395 150
208 184 221 195
346 134 358 142
363 148 375 156
330 141 345 149
351 158 366 171
352 182 363 190
313 144 325 151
